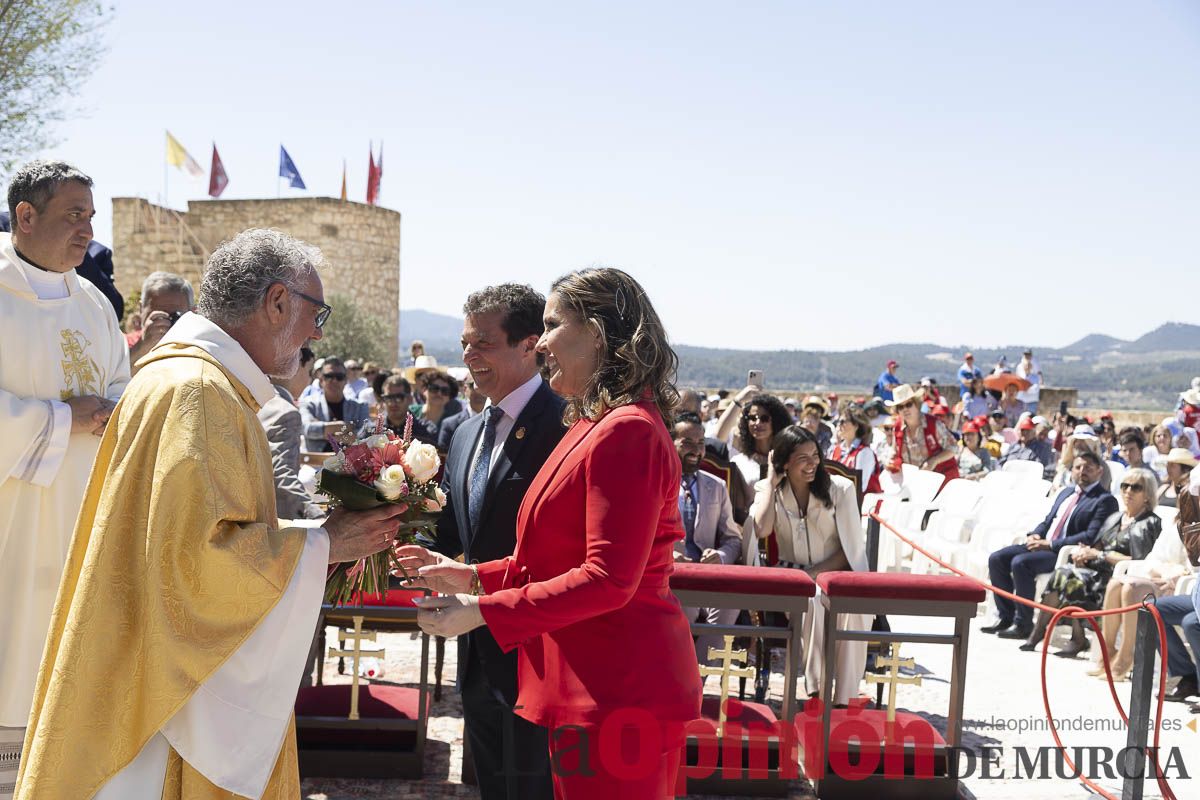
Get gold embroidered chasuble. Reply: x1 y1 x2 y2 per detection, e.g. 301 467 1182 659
15 343 308 799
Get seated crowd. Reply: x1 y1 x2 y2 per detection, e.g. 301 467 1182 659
120 286 1200 709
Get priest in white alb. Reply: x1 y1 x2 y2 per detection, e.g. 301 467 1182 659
0 162 129 800
15 229 407 799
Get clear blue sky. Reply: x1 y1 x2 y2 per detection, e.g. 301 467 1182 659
36 0 1200 351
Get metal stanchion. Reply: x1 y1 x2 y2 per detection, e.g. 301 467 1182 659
866 515 880 573
1121 608 1158 800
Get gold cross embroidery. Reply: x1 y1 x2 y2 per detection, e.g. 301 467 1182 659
327 615 385 720
699 635 757 738
59 329 100 399
865 642 922 724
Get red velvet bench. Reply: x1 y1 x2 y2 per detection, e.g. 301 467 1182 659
671 562 816 796
813 571 985 800
296 592 433 779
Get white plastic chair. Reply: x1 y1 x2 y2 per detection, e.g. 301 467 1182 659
908 480 983 573
1002 460 1044 481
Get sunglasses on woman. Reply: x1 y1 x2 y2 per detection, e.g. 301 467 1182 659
1119 483 1144 493
427 384 451 396
745 413 772 424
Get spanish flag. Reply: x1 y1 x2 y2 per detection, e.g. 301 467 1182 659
166 131 204 177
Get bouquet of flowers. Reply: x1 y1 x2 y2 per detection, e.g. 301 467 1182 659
317 414 446 606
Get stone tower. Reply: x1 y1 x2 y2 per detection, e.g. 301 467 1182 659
111 196 401 362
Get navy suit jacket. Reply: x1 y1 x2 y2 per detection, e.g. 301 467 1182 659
1031 482 1119 552
437 406 473 451
420 380 567 692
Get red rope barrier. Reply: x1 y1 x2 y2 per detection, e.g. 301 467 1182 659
870 512 1179 800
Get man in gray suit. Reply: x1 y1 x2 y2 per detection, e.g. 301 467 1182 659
258 347 322 520
299 356 370 451
673 412 743 667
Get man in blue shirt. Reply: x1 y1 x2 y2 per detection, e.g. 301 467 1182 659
874 359 900 401
957 352 982 398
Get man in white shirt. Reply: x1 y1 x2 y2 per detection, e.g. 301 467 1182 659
1016 348 1042 412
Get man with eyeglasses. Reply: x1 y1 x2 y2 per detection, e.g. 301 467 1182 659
16 228 409 799
998 418 1057 480
299 356 371 452
984 451 1118 641
438 376 488 450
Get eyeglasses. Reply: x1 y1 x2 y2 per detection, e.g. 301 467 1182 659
293 290 332 328
427 385 451 396
745 413 772 424
1119 483 1145 493
322 372 347 381
383 393 410 402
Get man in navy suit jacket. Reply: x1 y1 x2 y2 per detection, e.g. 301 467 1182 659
418 284 564 800
985 450 1118 639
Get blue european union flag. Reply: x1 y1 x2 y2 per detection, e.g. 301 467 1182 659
279 145 306 189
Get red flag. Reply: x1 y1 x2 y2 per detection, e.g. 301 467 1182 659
208 144 228 198
366 143 380 205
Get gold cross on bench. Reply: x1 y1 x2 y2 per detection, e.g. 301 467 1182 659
699 635 757 738
327 615 386 720
865 642 922 724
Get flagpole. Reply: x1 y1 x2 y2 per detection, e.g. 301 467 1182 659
163 131 169 209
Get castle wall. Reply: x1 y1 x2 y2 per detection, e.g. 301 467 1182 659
111 196 401 363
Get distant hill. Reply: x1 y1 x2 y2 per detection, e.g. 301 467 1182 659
398 308 463 348
1126 323 1200 353
396 311 1200 408
1062 333 1128 356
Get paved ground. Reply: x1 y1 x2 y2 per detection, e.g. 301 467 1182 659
300 613 1198 800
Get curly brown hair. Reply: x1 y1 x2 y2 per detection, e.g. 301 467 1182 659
549 267 679 426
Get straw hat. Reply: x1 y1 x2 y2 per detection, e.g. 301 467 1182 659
1182 388 1200 407
802 395 830 415
404 354 446 384
885 384 924 408
1166 448 1198 468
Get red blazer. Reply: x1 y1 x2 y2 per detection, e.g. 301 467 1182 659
476 400 702 731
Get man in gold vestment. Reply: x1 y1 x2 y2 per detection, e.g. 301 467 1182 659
15 229 405 799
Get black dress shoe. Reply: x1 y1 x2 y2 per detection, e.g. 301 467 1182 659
981 619 1014 634
1018 640 1039 652
1166 677 1199 703
997 624 1034 640
1054 639 1091 658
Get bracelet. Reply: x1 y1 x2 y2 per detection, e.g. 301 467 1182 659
469 564 483 596
732 399 743 409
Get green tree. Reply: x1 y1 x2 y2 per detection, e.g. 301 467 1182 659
311 294 390 365
0 0 110 175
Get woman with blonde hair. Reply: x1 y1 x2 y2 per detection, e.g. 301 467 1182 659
1021 467 1161 658
1091 473 1195 680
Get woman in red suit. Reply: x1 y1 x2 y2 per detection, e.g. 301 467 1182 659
399 267 701 798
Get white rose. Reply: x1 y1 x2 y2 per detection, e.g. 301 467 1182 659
433 486 447 508
365 434 390 450
405 442 440 483
322 453 348 474
374 464 409 501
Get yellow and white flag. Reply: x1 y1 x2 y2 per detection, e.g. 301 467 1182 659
166 131 204 177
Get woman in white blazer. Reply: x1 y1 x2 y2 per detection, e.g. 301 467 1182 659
744 425 870 705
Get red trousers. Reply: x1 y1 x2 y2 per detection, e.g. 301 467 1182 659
548 722 684 799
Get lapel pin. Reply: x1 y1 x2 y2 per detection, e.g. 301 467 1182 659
515 427 526 440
